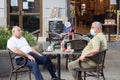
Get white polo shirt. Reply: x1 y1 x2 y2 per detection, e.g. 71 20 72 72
7 36 32 54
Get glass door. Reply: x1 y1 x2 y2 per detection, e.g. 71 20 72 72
7 0 42 34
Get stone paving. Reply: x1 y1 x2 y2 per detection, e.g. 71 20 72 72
0 41 120 80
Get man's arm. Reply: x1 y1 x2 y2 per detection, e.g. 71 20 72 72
78 47 99 61
31 47 43 56
11 47 35 62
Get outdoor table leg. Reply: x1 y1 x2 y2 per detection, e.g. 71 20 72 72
57 54 61 80
43 49 73 80
57 54 65 80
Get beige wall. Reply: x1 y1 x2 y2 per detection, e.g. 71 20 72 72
0 0 7 26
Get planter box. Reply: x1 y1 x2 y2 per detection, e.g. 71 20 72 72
0 50 11 77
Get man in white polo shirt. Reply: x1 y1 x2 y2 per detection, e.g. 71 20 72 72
7 26 57 80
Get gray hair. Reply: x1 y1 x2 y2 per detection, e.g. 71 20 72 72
92 21 102 30
11 26 20 34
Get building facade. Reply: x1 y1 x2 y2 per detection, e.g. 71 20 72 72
0 0 119 38
0 0 69 37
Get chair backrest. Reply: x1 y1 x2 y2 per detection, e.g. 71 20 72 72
65 39 88 51
89 49 107 66
71 39 88 51
8 48 27 71
8 48 17 70
63 32 83 40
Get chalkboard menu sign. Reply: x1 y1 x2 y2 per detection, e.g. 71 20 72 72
49 20 63 34
48 20 63 47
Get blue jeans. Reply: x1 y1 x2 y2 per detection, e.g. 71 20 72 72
16 52 57 80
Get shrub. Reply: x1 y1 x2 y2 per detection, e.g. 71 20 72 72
0 27 37 49
22 31 37 46
0 27 11 49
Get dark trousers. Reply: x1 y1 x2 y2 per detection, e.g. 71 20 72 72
16 52 57 80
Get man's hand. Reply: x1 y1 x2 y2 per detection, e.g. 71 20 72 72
80 56 86 61
27 55 35 62
31 47 43 56
78 56 86 61
38 53 43 56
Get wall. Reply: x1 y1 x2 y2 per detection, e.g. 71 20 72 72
0 0 7 26
42 0 68 37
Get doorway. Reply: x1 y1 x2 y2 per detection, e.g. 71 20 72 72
7 0 42 35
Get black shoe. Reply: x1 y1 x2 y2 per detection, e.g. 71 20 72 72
78 77 83 80
80 78 83 80
51 78 57 80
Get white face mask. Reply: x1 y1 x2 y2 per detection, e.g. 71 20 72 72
90 29 96 36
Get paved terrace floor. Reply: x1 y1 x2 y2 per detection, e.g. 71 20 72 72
0 41 120 80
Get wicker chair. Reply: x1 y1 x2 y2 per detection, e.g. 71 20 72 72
64 39 88 69
75 49 107 80
63 32 84 40
8 49 31 80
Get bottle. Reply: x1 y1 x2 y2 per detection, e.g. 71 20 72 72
51 42 55 51
61 40 65 51
61 41 63 51
68 31 74 40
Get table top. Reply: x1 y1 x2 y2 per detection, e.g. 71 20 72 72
43 49 74 55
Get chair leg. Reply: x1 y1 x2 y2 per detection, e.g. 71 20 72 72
84 72 86 80
101 72 105 80
76 71 79 80
29 70 31 80
15 72 17 80
77 71 80 80
66 55 69 70
77 71 83 80
96 70 100 80
103 75 105 80
9 72 12 80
